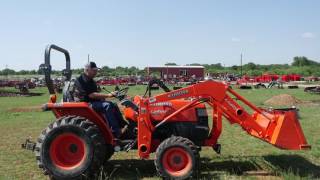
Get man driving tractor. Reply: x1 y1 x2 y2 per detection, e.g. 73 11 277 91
74 62 125 138
22 44 311 180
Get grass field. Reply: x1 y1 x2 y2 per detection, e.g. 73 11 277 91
0 85 319 180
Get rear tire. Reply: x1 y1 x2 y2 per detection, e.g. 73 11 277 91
155 136 199 180
35 116 112 179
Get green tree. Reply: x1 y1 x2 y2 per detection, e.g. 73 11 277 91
292 56 319 66
0 68 15 75
165 62 177 66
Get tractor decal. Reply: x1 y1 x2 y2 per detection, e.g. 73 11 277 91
168 89 189 98
150 102 172 107
149 97 156 103
150 109 168 115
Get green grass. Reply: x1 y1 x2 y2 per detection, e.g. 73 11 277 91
0 86 319 179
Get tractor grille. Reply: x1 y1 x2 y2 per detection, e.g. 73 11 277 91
196 108 208 126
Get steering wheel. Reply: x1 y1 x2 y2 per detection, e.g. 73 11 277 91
102 86 129 101
114 87 129 101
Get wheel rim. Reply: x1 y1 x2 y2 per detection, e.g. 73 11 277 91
162 147 192 177
49 133 86 170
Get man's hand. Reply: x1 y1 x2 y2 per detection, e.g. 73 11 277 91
105 91 118 98
110 91 118 98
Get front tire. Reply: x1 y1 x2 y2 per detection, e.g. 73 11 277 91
35 116 111 179
155 136 199 179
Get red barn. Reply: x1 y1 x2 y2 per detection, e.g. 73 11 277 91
146 66 205 80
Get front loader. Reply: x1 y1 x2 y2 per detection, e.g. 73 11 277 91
23 44 310 180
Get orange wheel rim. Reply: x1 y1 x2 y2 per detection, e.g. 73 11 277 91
162 147 192 177
49 133 86 170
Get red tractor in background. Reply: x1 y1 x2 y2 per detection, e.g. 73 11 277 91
23 45 310 180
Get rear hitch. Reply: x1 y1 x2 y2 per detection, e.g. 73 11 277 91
21 139 36 152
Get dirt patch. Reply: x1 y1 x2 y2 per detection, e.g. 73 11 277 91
0 90 43 97
8 106 42 112
264 94 301 106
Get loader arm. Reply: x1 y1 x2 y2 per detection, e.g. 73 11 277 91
137 80 310 158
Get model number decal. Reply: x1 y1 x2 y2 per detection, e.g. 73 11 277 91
150 102 172 107
168 89 189 98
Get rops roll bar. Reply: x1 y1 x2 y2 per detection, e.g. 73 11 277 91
39 44 71 94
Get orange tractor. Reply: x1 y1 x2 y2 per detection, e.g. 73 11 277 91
23 44 310 179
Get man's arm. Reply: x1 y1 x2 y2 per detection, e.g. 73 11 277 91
74 77 116 101
88 92 116 100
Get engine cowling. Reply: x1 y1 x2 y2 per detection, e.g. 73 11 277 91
123 96 207 123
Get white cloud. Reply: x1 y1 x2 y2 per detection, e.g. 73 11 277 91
301 32 316 39
231 37 241 42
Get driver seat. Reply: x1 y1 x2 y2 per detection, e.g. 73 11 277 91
62 80 76 102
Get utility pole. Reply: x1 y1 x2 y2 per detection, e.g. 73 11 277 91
240 53 243 76
5 64 8 81
87 54 90 63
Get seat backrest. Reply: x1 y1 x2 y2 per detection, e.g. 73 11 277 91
62 81 75 102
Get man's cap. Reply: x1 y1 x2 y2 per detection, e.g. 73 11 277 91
85 61 100 70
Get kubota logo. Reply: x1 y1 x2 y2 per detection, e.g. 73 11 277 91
151 110 168 115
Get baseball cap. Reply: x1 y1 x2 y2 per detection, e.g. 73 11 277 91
85 61 100 70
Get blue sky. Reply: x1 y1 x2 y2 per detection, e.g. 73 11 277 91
0 0 319 70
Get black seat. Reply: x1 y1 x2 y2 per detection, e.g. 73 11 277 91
62 81 75 102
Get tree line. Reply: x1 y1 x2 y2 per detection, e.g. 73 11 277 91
1 56 319 77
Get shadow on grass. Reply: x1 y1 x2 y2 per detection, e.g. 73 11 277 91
101 159 156 180
201 154 320 178
263 154 320 178
99 154 320 179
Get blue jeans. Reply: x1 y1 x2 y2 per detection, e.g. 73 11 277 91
90 101 122 137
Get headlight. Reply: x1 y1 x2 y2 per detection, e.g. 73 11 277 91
196 108 207 117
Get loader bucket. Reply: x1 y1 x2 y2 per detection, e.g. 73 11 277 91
268 109 310 150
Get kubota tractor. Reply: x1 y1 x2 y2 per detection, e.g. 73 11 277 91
23 44 310 180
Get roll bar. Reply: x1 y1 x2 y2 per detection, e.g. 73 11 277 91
39 44 72 94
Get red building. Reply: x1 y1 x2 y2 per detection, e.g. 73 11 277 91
146 66 205 80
